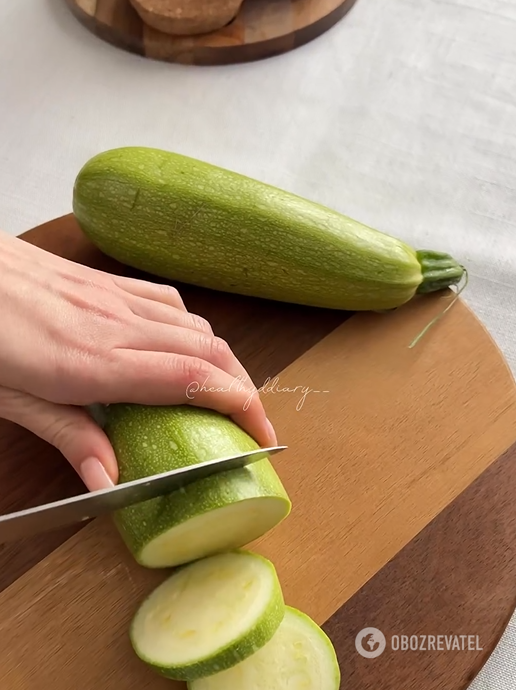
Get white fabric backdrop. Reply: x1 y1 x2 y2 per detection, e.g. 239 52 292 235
1 0 516 686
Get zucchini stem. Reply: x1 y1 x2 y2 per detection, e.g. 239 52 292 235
409 267 469 349
416 250 465 294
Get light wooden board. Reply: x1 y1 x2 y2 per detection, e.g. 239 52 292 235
2 291 516 689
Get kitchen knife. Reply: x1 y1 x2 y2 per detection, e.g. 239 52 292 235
0 445 287 544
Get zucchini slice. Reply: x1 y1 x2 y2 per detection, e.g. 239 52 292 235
188 606 341 690
130 550 285 682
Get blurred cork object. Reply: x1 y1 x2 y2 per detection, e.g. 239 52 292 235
128 0 244 35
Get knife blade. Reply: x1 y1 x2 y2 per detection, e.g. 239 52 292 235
0 445 287 544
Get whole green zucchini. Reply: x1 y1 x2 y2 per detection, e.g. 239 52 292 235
72 146 464 311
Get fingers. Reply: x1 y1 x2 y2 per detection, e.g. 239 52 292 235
0 247 276 449
98 350 277 448
120 297 257 399
128 296 214 335
0 386 118 491
113 275 188 312
125 322 252 384
112 272 216 337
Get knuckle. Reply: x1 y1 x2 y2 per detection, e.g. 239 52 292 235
43 416 82 451
189 313 213 335
208 336 232 364
50 351 103 405
179 356 213 384
159 283 181 302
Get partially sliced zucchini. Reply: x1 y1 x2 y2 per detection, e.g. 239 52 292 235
130 550 285 682
103 403 292 568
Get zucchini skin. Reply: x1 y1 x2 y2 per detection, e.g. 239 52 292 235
72 147 464 311
102 403 291 568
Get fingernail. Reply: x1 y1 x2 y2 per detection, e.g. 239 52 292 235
265 418 278 445
79 457 115 492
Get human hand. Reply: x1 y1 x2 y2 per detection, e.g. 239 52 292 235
0 230 276 491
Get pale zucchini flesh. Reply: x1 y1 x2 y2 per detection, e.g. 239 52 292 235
73 146 465 312
130 550 285 681
139 495 287 568
103 404 291 568
188 606 341 690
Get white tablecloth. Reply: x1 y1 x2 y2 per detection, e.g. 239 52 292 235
1 0 515 686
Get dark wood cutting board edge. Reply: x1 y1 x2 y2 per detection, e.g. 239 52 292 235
0 214 515 690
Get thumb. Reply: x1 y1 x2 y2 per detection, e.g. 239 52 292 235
0 386 118 491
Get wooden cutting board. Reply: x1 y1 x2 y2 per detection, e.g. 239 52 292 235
1 214 516 689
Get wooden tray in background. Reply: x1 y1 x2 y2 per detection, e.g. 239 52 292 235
1 214 516 690
64 0 359 66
